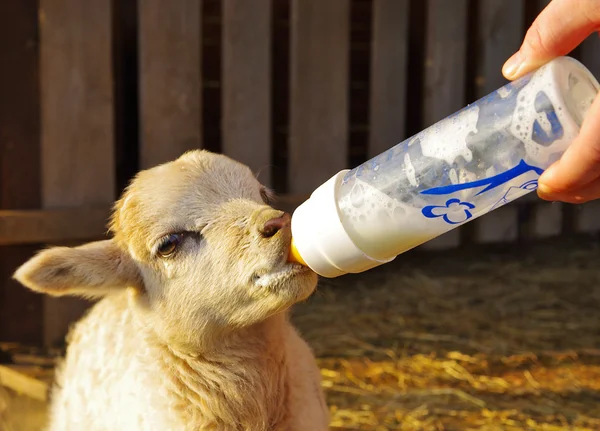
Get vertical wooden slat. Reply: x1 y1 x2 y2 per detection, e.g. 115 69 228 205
222 0 272 186
532 203 563 238
0 0 43 344
475 210 519 244
422 0 468 128
575 34 600 233
420 0 468 250
575 201 600 233
474 0 524 96
138 0 202 169
472 0 524 244
40 0 114 346
530 199 564 239
289 0 349 193
368 0 409 158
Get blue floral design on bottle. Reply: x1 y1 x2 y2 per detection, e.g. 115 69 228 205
422 198 475 225
419 160 544 225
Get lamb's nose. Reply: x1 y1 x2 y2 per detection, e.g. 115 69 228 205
260 212 291 238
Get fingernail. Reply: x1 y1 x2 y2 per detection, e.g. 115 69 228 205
537 185 555 201
537 182 554 196
502 51 524 79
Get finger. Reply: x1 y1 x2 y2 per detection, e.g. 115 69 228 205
538 91 600 192
537 177 600 203
502 0 600 80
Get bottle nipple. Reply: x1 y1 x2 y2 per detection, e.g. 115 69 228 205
288 237 307 266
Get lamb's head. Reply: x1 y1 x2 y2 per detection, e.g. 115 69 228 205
13 150 318 348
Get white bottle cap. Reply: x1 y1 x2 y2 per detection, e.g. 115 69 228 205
290 170 395 278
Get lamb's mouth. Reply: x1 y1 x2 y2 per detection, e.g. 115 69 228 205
252 263 312 288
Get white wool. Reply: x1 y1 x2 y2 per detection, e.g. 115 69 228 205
45 294 328 430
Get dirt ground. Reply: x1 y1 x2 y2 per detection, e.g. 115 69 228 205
2 234 600 430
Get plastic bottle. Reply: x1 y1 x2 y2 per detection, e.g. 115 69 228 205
288 56 600 278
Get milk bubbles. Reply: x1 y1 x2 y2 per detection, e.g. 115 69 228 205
337 178 429 260
419 106 477 165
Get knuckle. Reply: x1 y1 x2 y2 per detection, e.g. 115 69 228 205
581 0 600 24
523 23 552 57
584 141 600 164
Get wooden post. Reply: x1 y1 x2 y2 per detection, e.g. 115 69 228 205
39 0 115 346
368 0 409 158
420 0 468 250
222 0 272 186
0 0 43 344
289 0 349 193
138 0 202 169
471 0 524 244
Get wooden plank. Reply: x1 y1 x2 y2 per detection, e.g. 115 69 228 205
533 202 563 238
368 0 409 158
289 0 350 193
0 0 44 344
40 0 115 347
420 0 468 250
574 201 600 233
0 208 111 246
422 0 468 126
0 3 41 211
474 206 519 243
471 0 525 245
222 0 272 186
475 0 524 96
40 1 115 208
0 365 49 402
138 0 202 169
574 34 600 233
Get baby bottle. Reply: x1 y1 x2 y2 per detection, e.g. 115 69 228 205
288 56 600 278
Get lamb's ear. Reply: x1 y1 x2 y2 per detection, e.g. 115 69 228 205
13 240 142 299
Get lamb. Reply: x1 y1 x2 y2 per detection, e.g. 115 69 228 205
13 149 330 431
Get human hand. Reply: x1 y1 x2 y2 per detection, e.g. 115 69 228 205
502 0 600 203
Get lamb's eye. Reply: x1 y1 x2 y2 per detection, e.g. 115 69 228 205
260 187 273 205
157 233 183 257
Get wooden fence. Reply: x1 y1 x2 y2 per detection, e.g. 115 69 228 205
2 0 600 346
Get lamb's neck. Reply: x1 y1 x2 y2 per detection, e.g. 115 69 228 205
169 313 290 360
148 314 292 430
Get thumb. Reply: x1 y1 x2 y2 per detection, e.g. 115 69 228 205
502 0 600 80
538 89 600 193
